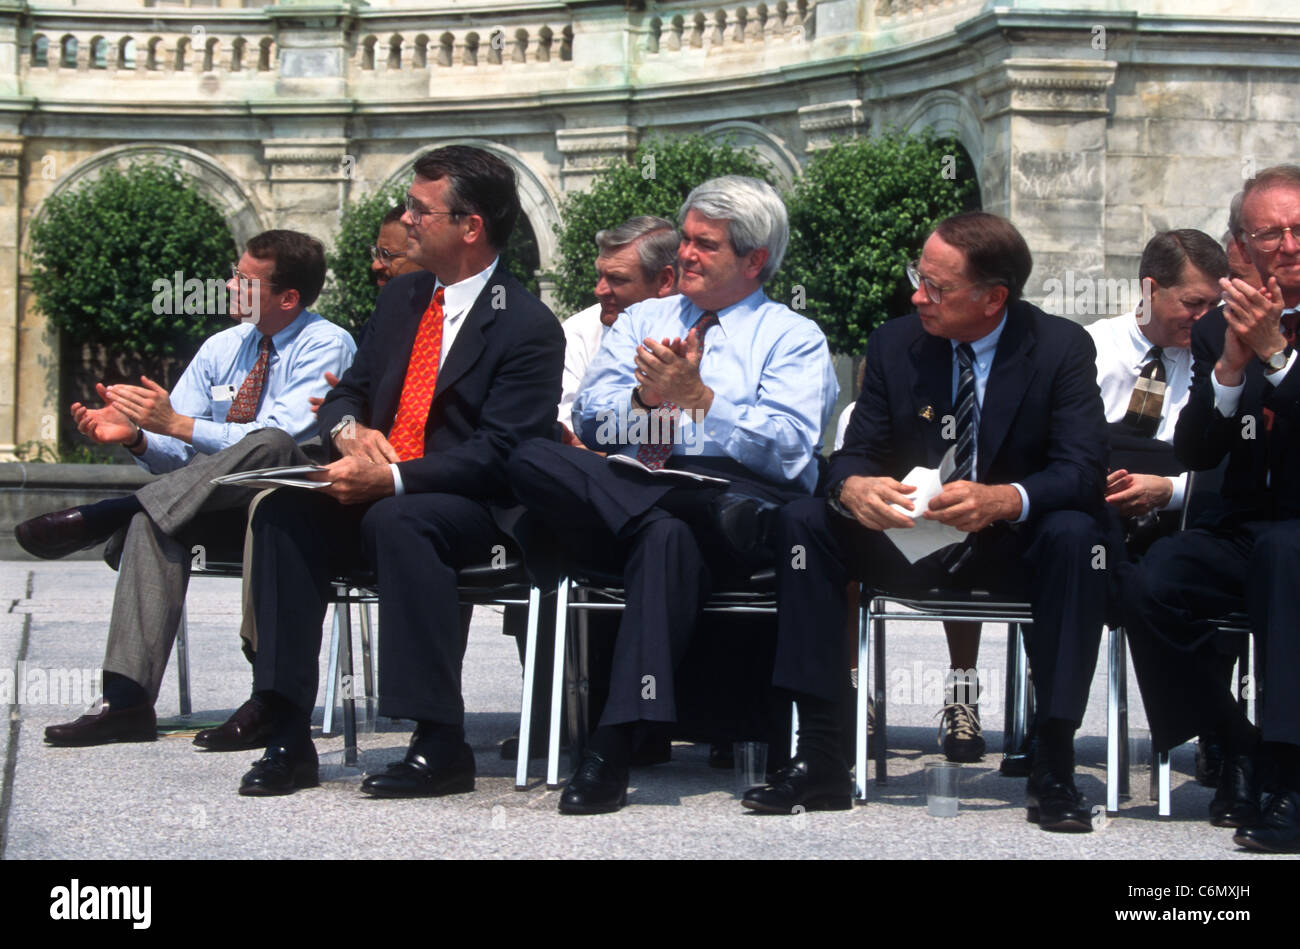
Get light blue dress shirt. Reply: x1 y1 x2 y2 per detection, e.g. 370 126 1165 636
135 310 356 474
573 289 838 494
949 310 1029 521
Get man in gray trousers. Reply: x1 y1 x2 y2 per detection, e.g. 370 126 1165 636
17 230 355 746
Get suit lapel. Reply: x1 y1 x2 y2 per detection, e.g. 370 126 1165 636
977 303 1037 480
431 263 505 404
912 331 953 467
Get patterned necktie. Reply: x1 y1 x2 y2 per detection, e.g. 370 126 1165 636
1123 346 1166 438
947 343 977 483
635 310 718 470
227 335 273 424
388 286 446 462
1282 310 1299 346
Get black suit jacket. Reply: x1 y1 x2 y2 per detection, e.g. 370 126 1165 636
829 299 1107 520
1175 305 1300 524
316 264 564 504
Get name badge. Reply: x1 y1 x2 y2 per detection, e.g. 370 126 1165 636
211 384 237 401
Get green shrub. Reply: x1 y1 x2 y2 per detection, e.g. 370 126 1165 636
772 130 978 355
551 134 776 315
28 162 237 358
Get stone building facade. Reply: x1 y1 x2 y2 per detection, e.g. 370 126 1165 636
0 0 1296 455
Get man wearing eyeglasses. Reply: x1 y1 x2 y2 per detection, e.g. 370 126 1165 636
371 205 422 290
752 211 1112 831
26 230 357 747
236 145 563 797
1121 164 1300 853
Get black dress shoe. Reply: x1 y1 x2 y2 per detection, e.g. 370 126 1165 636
1026 769 1093 832
742 757 853 814
194 697 271 751
16 508 115 560
558 750 629 815
1000 735 1037 778
1209 753 1260 828
1196 736 1225 788
45 703 156 746
361 742 475 798
1234 790 1300 853
238 744 319 796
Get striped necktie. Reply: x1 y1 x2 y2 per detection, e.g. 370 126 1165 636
947 343 977 483
635 310 718 470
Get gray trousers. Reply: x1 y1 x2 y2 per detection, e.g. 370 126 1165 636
102 428 310 700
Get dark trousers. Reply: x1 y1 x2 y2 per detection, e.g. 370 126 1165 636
250 488 503 726
1120 519 1300 752
774 496 1111 725
508 438 792 728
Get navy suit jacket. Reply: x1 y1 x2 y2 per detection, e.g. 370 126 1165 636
829 299 1108 521
316 263 564 504
1176 305 1300 523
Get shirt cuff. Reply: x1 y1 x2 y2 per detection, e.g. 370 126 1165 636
390 463 405 496
1010 483 1030 523
189 418 226 455
692 391 735 451
1264 349 1298 387
1161 472 1188 512
1212 372 1245 417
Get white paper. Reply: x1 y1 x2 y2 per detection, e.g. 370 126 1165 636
607 453 731 487
884 446 967 563
210 465 332 490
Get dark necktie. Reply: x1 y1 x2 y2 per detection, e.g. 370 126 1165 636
1123 345 1166 438
227 336 273 424
636 310 718 470
947 343 977 483
1282 310 1299 346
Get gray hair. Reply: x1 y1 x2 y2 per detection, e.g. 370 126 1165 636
594 215 679 282
678 175 788 283
1240 164 1300 232
1226 190 1246 242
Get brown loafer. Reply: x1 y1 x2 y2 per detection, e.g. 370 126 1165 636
15 508 113 560
45 703 157 746
194 697 272 751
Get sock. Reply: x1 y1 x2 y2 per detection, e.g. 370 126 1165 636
1035 717 1076 780
1265 742 1300 792
588 722 636 769
411 720 465 760
791 691 845 772
79 496 143 536
102 671 149 710
256 690 311 752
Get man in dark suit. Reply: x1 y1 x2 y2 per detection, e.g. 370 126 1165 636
1121 163 1300 852
748 212 1112 832
235 145 564 797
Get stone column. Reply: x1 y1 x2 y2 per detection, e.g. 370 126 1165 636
976 59 1116 313
798 99 867 152
0 134 21 457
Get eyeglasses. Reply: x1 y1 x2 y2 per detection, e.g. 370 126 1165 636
403 194 465 224
906 261 993 304
370 245 407 265
230 264 281 291
1245 224 1300 252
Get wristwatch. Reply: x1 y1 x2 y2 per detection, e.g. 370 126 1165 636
329 418 352 442
826 478 853 520
1262 346 1292 373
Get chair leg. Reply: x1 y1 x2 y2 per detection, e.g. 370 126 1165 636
323 601 341 735
339 596 357 767
516 585 542 791
1004 623 1029 755
359 600 376 727
176 602 193 717
546 577 569 790
1107 626 1122 813
1156 746 1171 817
855 597 870 802
872 607 887 785
789 703 800 760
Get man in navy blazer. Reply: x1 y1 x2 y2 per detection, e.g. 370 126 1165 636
236 145 564 797
746 212 1113 831
1121 164 1300 852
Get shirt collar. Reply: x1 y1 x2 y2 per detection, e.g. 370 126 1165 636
436 256 499 320
684 287 767 339
950 308 1007 367
1127 307 1189 368
264 309 314 353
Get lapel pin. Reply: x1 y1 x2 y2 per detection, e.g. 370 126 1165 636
919 405 935 421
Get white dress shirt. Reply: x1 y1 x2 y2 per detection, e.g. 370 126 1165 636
558 303 608 424
1086 308 1191 510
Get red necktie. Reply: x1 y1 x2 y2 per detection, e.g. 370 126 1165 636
388 287 446 462
636 310 718 470
227 336 273 424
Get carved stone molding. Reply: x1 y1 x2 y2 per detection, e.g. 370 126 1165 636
797 99 866 151
261 138 350 181
977 60 1117 120
0 139 22 178
555 126 637 178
